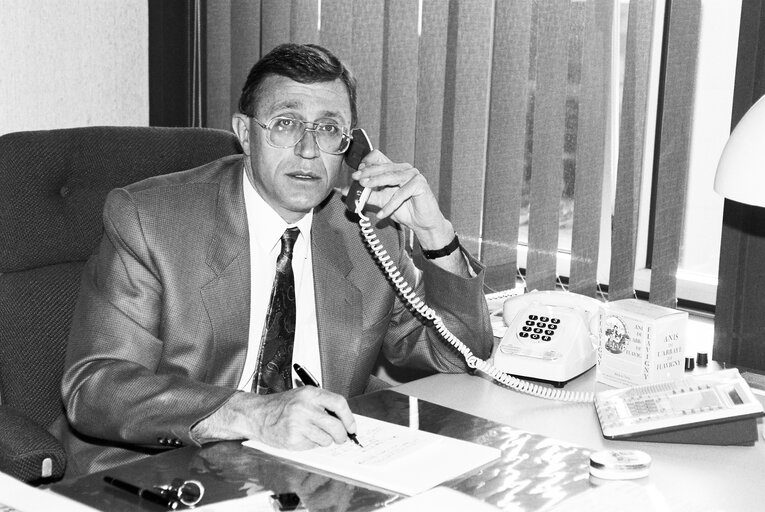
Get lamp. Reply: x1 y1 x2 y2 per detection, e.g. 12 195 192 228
714 95 765 206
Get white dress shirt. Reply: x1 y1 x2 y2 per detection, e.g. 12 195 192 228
237 171 323 391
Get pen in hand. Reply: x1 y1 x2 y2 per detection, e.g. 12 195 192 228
293 363 363 448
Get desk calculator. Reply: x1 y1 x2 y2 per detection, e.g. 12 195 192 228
595 369 764 443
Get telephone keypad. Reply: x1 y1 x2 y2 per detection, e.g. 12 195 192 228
517 313 562 344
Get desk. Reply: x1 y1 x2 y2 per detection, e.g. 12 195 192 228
50 370 764 511
395 368 765 511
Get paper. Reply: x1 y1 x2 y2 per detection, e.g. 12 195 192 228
0 472 99 512
192 491 275 512
243 414 501 496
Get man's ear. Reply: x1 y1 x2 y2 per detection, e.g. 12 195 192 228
232 113 251 155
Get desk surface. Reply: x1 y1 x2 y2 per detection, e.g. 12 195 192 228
50 369 764 511
396 367 765 511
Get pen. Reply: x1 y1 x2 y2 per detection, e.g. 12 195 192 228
104 476 178 510
293 363 363 447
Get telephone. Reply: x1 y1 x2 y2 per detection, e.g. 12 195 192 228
493 290 602 387
343 129 595 403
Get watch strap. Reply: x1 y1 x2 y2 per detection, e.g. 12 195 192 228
421 233 460 259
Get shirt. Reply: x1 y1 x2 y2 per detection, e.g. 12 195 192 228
237 170 323 390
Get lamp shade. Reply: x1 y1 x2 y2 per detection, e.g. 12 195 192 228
714 95 765 207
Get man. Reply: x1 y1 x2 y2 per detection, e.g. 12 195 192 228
57 43 493 476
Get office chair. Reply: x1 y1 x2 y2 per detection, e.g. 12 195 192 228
0 126 241 484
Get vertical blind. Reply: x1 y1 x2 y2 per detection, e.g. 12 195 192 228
203 0 700 308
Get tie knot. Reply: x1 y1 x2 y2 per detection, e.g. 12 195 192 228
276 227 300 272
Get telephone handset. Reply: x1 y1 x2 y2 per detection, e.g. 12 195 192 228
344 128 374 214
493 290 601 387
344 129 594 403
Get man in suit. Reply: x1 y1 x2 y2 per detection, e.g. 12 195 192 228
58 43 493 476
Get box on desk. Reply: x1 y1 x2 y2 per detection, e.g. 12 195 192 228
596 299 687 388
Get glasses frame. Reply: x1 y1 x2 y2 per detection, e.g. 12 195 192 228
251 116 352 155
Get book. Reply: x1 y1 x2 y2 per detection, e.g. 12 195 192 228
242 414 501 496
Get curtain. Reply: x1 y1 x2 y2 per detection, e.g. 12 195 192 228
201 0 699 307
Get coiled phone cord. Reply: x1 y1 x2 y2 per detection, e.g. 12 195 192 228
357 212 595 403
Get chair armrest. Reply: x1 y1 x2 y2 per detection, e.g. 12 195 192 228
0 407 66 483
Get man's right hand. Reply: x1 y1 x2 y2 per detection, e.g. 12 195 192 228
191 386 357 450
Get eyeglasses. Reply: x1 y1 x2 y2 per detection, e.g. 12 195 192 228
252 116 352 155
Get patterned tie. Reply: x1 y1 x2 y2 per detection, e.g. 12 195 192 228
253 227 300 394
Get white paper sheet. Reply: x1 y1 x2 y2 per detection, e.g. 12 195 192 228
242 414 501 496
0 472 99 512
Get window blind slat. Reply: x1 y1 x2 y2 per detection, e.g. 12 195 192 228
348 1 385 142
205 1 233 131
261 0 291 54
609 0 656 300
649 0 700 307
415 0 450 201
381 0 419 164
319 0 354 63
481 1 532 291
441 0 494 256
290 0 319 44
526 0 570 292
569 0 613 297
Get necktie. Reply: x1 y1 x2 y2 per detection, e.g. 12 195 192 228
253 227 300 394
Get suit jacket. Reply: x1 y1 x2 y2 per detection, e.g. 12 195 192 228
56 155 493 476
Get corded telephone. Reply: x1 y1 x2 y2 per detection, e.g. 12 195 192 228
343 128 765 445
493 290 602 387
343 129 593 403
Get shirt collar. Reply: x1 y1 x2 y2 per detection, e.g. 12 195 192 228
243 170 313 253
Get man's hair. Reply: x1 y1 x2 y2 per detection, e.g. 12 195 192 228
238 43 358 127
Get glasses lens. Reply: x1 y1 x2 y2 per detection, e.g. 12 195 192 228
265 117 349 154
313 124 349 154
267 117 303 148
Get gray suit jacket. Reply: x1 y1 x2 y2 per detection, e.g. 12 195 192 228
56 155 493 475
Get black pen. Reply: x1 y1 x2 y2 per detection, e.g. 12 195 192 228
293 363 363 447
104 476 178 509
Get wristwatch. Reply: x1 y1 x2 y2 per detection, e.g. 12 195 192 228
421 234 460 259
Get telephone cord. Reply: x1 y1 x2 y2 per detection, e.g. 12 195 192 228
357 212 595 403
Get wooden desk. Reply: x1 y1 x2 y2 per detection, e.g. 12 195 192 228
395 368 765 511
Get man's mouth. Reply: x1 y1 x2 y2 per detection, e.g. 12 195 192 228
287 171 321 181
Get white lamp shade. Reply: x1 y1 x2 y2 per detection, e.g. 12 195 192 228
714 95 765 207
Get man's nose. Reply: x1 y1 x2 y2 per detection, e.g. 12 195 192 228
294 130 320 158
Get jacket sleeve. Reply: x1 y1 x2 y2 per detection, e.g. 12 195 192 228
61 188 236 450
378 227 494 374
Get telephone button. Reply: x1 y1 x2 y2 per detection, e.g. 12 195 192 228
522 326 532 332
537 322 547 329
528 315 539 321
540 316 549 322
550 318 561 324
518 331 529 338
545 330 555 336
542 335 551 342
533 328 543 334
525 320 535 326
547 324 558 330
530 334 540 340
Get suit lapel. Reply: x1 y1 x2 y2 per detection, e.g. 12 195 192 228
200 159 250 387
312 204 363 396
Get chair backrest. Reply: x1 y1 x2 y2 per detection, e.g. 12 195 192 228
0 126 242 429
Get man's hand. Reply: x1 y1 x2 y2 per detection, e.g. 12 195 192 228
339 150 470 275
191 386 356 450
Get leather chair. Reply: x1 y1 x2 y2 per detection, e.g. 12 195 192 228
0 126 241 484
